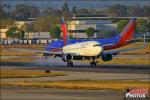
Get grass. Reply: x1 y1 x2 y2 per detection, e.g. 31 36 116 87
98 58 150 65
113 42 150 54
0 44 45 56
1 58 35 62
1 51 36 56
0 69 66 78
1 80 149 90
0 44 46 50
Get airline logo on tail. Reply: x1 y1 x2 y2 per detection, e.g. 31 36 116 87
61 17 68 46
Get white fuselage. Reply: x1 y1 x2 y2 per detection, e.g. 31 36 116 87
63 41 103 56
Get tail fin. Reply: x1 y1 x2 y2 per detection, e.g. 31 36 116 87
118 18 136 44
60 17 68 46
103 18 137 50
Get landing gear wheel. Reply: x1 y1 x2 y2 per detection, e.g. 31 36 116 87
67 62 74 67
45 70 50 73
70 62 73 67
90 62 96 68
90 62 93 67
93 62 96 67
67 62 70 67
90 57 97 68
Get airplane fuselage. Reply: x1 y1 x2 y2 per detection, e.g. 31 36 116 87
63 41 103 57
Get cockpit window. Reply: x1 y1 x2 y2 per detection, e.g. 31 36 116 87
93 44 102 47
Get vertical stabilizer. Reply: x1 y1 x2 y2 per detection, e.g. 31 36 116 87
61 17 68 46
118 18 136 44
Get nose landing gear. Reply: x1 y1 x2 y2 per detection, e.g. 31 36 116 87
67 61 74 67
90 57 97 68
90 62 96 67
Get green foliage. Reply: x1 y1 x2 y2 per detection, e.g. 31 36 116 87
49 25 61 39
109 4 127 17
6 27 17 38
142 6 150 16
86 27 95 38
22 23 34 32
0 4 12 19
19 29 25 39
6 27 25 39
78 8 90 14
1 3 150 20
147 21 150 32
62 2 70 17
72 6 77 14
13 4 40 20
33 16 59 32
117 20 128 33
135 19 147 34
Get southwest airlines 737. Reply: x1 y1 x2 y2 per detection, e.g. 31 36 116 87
40 17 145 67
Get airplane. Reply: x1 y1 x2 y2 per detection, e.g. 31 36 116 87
45 17 137 51
41 17 146 67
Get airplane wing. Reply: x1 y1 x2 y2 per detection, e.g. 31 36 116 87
41 51 63 57
103 45 145 56
10 48 63 57
103 39 139 47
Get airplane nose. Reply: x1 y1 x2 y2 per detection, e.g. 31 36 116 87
99 46 103 54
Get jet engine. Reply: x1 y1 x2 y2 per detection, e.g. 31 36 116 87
101 54 113 61
62 53 73 62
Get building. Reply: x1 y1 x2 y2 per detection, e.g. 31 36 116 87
15 21 26 28
0 29 8 39
25 32 51 39
67 20 116 38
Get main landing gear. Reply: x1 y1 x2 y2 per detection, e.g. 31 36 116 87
90 58 98 67
67 61 74 67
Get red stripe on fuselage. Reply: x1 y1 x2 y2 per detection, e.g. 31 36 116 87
51 48 62 52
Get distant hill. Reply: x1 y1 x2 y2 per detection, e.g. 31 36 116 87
1 0 150 9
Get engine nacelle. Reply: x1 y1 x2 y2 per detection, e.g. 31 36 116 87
101 54 113 61
62 53 73 62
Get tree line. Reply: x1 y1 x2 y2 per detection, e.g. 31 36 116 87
1 2 149 39
1 2 150 20
5 18 149 39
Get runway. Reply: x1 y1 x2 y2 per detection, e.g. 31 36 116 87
1 61 150 74
1 63 150 83
1 87 123 100
1 63 150 100
1 57 150 100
